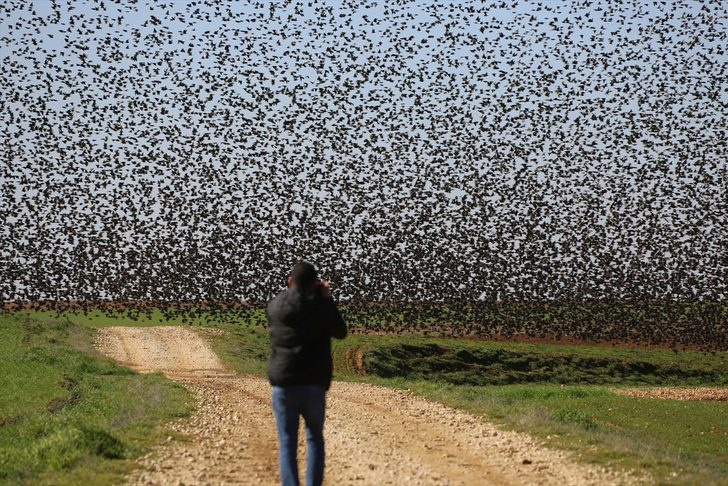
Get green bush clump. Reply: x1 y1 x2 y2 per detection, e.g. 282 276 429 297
365 343 728 386
31 424 126 469
553 408 598 430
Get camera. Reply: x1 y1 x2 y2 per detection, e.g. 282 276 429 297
314 279 332 298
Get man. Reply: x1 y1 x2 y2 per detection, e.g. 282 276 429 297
266 261 347 486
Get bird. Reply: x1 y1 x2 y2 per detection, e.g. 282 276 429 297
0 0 725 350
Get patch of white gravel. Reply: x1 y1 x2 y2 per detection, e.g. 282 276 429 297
613 387 728 401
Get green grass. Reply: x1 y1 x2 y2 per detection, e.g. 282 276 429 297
7 310 728 485
19 309 191 328
0 313 193 485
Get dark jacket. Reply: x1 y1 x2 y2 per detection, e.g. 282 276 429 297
266 285 347 390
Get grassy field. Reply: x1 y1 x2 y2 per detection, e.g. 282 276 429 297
0 313 193 485
4 310 728 485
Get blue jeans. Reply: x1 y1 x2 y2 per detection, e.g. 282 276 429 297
272 385 326 486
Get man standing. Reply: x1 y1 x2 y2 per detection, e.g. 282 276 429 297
266 261 348 486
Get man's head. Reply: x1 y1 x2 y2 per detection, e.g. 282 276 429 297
289 260 318 289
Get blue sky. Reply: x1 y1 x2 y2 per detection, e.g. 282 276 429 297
1 0 726 302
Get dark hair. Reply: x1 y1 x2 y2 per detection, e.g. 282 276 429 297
290 261 318 287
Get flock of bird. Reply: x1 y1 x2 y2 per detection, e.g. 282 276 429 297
1 0 726 349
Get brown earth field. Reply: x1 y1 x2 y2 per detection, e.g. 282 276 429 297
93 326 647 486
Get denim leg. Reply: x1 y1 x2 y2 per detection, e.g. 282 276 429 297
300 386 326 486
272 386 300 486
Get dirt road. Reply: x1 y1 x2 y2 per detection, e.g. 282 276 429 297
94 326 640 485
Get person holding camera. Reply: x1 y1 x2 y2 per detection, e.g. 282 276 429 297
266 261 348 486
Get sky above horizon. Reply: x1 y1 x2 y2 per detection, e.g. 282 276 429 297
1 0 727 303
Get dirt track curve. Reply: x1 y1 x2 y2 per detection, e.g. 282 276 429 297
94 326 642 485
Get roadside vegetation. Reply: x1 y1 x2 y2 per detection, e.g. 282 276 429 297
0 313 193 485
5 309 728 485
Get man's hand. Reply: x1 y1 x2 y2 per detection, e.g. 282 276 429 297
319 279 332 299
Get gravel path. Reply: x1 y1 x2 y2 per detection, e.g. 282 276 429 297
94 326 643 485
